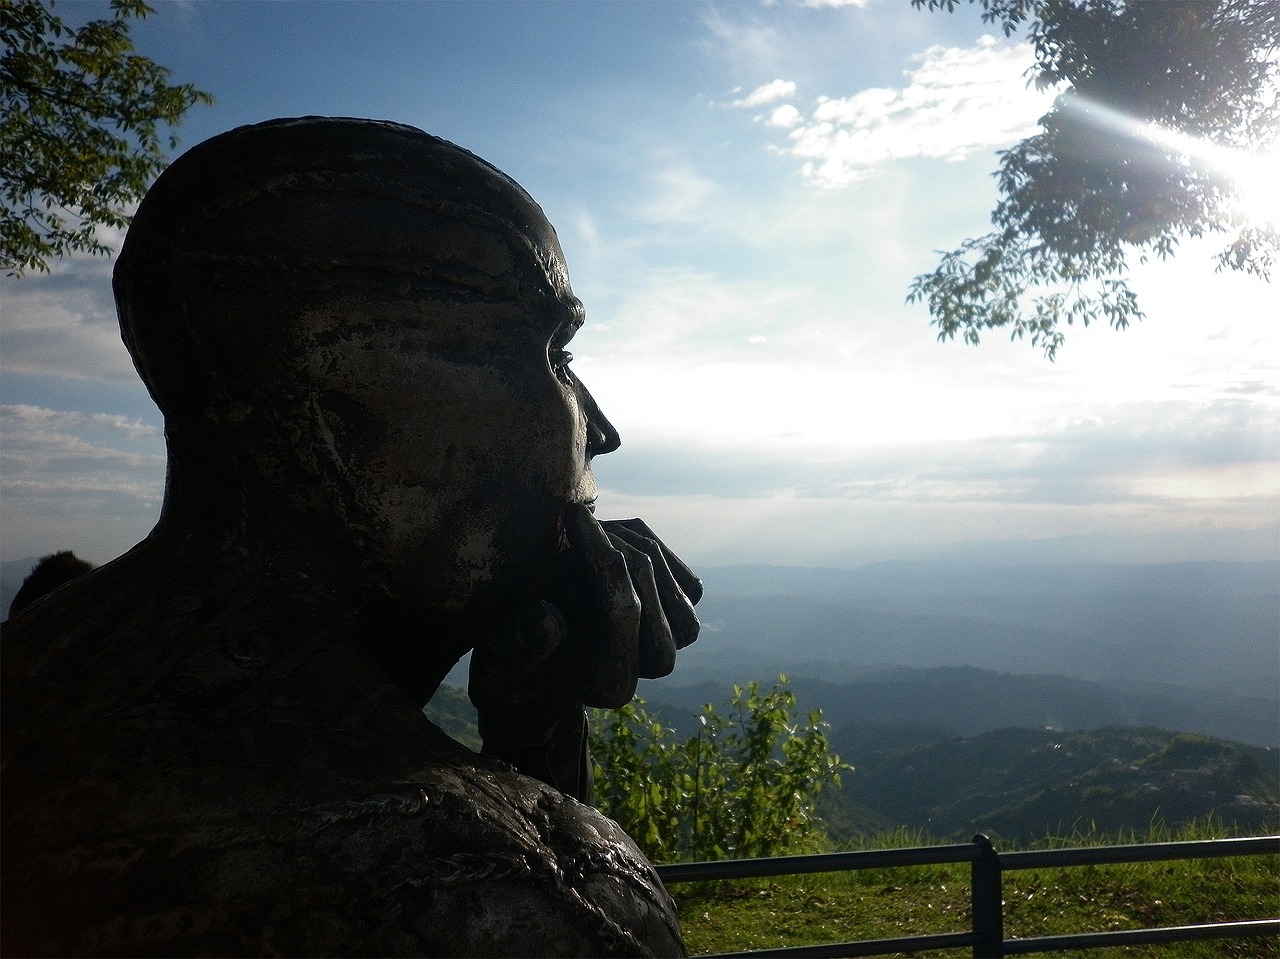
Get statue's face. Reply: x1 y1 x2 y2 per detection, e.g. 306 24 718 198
288 218 618 614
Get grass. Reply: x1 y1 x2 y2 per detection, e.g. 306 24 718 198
668 821 1279 957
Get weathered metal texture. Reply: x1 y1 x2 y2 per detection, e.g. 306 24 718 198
1 117 700 957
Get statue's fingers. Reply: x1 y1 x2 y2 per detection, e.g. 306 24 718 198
608 534 678 679
563 503 641 708
602 517 704 605
605 523 700 651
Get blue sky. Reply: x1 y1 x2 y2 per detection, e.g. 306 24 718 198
2 0 1277 569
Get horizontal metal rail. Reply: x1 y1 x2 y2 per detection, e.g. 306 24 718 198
656 841 978 884
655 834 1280 958
999 834 1279 869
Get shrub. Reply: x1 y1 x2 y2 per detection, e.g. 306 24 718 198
590 677 850 863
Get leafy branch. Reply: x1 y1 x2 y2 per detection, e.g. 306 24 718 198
1 0 213 275
909 0 1279 358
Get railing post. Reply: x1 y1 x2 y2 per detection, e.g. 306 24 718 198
971 833 1004 958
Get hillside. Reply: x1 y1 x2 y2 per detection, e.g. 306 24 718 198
417 678 1279 845
833 725 1279 843
422 683 482 750
647 665 1278 748
643 559 1280 749
639 674 1279 843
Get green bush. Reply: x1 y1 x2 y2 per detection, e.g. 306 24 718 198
590 677 849 863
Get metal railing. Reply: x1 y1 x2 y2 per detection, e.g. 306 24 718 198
655 833 1280 958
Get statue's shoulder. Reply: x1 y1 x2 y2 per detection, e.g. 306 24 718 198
4 738 683 957
1 554 684 957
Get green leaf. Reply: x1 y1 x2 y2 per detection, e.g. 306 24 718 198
1 0 213 275
910 0 1278 357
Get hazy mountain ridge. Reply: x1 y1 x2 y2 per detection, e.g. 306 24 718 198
647 664 1277 750
422 683 482 751
414 667 1280 838
630 677 1279 842
833 725 1279 843
680 593 1277 697
414 680 1278 844
666 560 1279 724
703 560 1279 597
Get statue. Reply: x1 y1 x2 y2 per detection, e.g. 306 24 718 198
0 117 702 957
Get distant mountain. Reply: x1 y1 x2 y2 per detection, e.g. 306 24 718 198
422 683 481 751
8 558 1272 697
647 560 1279 745
645 665 1277 749
416 681 1279 843
833 725 1279 843
663 561 1279 737
634 675 1279 843
702 560 1280 598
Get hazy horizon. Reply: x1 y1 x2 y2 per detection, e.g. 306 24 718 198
3 1 1277 569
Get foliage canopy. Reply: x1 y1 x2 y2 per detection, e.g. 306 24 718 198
1 0 212 276
908 0 1279 357
590 678 849 864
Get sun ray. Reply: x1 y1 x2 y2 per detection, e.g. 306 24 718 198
1063 93 1280 231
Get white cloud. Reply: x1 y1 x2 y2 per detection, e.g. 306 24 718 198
762 0 870 7
573 236 1280 572
732 78 797 108
0 403 165 561
1 404 163 477
3 405 158 437
573 210 603 257
591 378 1280 567
766 104 802 128
0 237 137 383
700 7 784 72
576 267 806 366
763 35 1056 188
640 165 718 223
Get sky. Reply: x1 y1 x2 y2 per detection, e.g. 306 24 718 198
2 0 1278 571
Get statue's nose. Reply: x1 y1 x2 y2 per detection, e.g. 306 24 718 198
576 377 620 458
587 409 621 458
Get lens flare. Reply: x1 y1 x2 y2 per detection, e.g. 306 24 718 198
1063 94 1280 231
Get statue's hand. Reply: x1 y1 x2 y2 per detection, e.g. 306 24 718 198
561 504 702 705
468 506 701 797
469 505 702 711
590 511 702 672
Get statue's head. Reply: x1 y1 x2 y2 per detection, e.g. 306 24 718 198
113 118 619 613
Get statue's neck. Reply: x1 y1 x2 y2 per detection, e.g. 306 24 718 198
149 440 479 705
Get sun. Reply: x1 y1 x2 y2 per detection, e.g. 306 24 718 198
1222 147 1280 231
1067 95 1280 233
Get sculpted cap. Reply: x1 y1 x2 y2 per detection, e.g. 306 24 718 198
114 116 575 418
